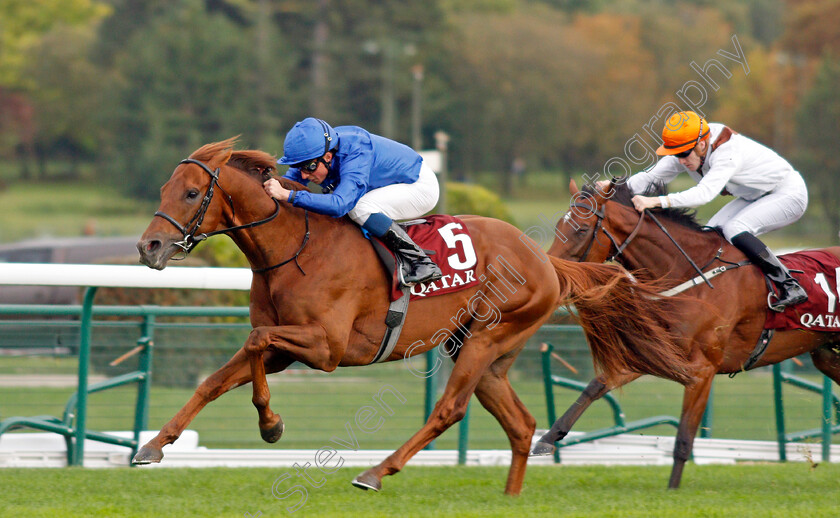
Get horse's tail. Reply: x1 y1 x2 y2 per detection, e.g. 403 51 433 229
549 256 691 385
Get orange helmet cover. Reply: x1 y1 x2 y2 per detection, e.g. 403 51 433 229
657 111 710 155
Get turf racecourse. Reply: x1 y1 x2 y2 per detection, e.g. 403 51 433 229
2 464 839 517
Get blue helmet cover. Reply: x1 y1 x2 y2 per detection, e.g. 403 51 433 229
278 117 338 165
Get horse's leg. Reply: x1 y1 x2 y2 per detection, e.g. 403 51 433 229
668 368 714 489
352 339 497 492
242 324 334 443
471 354 536 495
133 349 293 464
811 343 840 383
531 371 642 456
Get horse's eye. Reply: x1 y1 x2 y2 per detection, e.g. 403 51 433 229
186 189 199 200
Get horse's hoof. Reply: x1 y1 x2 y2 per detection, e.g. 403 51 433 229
351 471 382 492
260 417 285 444
530 441 556 457
132 446 163 465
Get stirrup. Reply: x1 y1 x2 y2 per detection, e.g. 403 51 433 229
394 259 415 288
408 269 443 286
767 291 785 313
767 290 807 313
399 259 443 287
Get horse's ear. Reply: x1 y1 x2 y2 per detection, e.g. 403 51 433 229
569 179 579 196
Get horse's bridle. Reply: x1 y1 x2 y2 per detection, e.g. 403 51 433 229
569 199 713 288
569 201 646 263
154 158 309 274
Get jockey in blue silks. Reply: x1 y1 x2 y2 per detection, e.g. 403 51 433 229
263 117 442 286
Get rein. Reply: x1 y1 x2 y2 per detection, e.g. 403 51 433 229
570 202 645 262
570 200 713 288
644 210 713 289
154 158 308 274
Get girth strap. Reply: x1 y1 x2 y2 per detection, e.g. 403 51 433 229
364 220 440 364
368 236 412 364
730 328 774 378
371 287 411 364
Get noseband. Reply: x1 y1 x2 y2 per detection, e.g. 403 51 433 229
153 158 308 274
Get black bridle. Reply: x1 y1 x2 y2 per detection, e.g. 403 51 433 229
569 200 713 288
154 158 309 275
569 202 645 263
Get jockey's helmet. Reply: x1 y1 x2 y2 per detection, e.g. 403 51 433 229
656 111 710 156
278 118 338 165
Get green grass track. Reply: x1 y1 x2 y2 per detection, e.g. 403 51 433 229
2 463 840 517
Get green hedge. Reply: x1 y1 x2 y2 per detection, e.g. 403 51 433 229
441 182 516 225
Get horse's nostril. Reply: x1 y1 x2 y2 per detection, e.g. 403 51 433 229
144 240 161 253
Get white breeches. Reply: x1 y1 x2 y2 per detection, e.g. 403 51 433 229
348 162 440 225
708 170 808 242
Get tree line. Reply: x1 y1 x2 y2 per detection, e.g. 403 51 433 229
1 0 839 235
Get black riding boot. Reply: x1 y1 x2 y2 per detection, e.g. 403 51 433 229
380 222 443 286
731 231 807 311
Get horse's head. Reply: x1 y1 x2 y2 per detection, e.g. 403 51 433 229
548 179 626 263
137 137 277 270
550 178 714 278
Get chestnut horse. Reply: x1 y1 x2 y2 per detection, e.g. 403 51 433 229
531 179 840 488
133 139 691 495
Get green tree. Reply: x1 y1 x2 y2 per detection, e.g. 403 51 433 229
308 0 447 139
781 0 840 57
430 8 660 183
714 48 780 149
22 25 106 180
0 0 110 88
0 0 110 179
99 0 296 199
794 54 840 238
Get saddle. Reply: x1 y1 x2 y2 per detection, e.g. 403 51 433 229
765 250 840 332
363 215 480 364
370 215 479 302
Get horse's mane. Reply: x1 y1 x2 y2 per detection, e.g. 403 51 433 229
583 179 705 232
189 136 307 191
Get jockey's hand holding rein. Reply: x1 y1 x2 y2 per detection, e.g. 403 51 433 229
594 179 666 212
264 178 291 202
631 194 666 212
594 180 612 193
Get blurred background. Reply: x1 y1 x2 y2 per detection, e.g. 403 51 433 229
2 0 840 457
1 0 839 248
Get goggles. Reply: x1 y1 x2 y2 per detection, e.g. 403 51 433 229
295 157 324 172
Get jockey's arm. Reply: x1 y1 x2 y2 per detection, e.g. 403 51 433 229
283 169 368 217
625 157 682 196
667 151 740 208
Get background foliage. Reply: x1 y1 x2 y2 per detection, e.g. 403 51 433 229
1 0 839 239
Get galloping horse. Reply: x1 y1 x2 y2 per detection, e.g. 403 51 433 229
133 139 690 495
532 179 840 488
